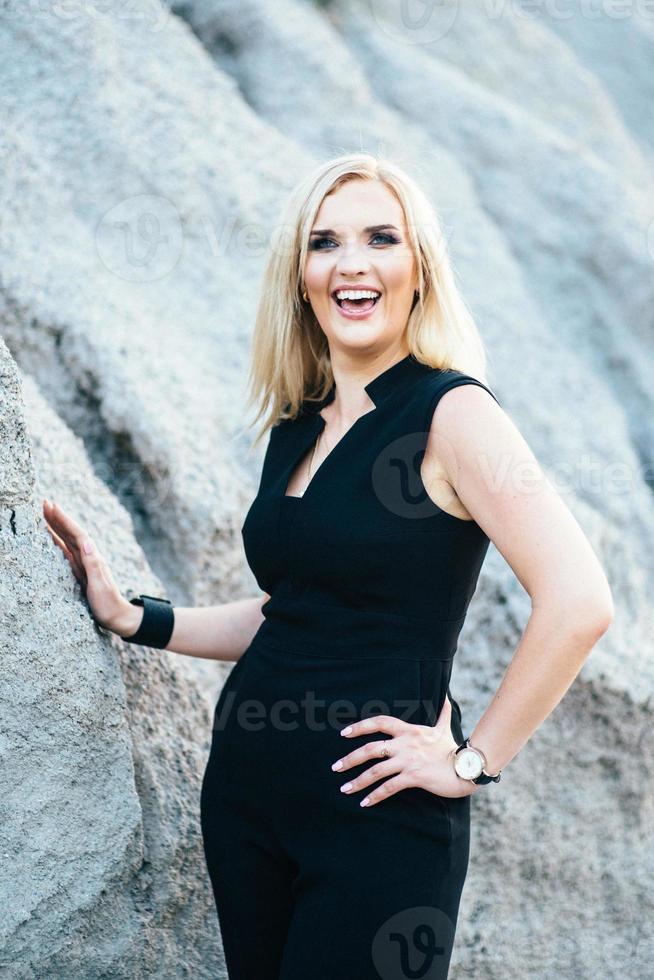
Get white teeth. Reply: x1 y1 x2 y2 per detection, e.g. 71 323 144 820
334 289 381 301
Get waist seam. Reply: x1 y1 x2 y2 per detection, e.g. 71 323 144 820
252 628 455 662
264 594 465 627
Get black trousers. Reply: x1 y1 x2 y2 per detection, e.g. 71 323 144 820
200 638 471 979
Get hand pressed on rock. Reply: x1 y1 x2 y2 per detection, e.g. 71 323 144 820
41 498 142 638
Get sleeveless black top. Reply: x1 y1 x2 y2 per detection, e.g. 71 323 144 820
242 352 500 663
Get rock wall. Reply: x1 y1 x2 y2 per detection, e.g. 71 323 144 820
0 340 221 978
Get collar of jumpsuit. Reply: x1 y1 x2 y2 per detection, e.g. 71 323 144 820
301 351 426 416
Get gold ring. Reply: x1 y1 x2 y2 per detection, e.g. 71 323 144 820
380 742 390 759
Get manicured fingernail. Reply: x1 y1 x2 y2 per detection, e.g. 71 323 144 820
341 726 352 736
83 539 93 554
360 798 370 807
331 760 343 771
340 782 352 793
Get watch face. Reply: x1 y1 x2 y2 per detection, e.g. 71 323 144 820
454 747 484 780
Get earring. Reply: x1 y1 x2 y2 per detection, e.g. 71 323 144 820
414 289 420 299
302 287 308 302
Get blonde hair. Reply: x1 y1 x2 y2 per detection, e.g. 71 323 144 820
245 153 492 448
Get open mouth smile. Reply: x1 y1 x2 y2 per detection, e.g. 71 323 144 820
331 288 382 319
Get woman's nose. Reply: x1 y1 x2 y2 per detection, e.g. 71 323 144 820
335 243 371 275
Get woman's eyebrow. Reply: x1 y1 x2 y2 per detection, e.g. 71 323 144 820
309 223 401 236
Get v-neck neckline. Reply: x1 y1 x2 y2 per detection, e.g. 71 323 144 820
282 352 426 503
283 404 375 501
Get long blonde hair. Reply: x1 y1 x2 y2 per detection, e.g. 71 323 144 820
245 153 491 448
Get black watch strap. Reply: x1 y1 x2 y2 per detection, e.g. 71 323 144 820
123 594 174 649
472 770 502 785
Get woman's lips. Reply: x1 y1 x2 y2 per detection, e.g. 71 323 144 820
331 294 381 320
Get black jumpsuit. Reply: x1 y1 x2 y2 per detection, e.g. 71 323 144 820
200 353 501 980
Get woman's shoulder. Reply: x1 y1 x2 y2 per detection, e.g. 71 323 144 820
417 366 501 408
398 367 501 437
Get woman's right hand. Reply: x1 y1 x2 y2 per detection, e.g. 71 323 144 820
42 498 143 638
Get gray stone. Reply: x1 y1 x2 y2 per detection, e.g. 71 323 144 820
0 339 223 978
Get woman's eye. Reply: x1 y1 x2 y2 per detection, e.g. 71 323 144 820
309 236 337 250
309 233 400 250
371 233 400 245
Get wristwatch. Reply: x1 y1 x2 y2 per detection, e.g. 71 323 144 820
453 738 502 785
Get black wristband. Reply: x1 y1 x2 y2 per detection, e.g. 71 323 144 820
122 594 175 649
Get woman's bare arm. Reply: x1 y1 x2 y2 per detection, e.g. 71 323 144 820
428 385 614 777
42 498 271 664
114 593 270 662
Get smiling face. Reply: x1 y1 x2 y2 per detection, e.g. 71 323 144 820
303 179 419 357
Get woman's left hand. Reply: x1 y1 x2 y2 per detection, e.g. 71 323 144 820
331 695 480 807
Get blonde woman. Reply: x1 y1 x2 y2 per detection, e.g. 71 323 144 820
43 154 613 979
